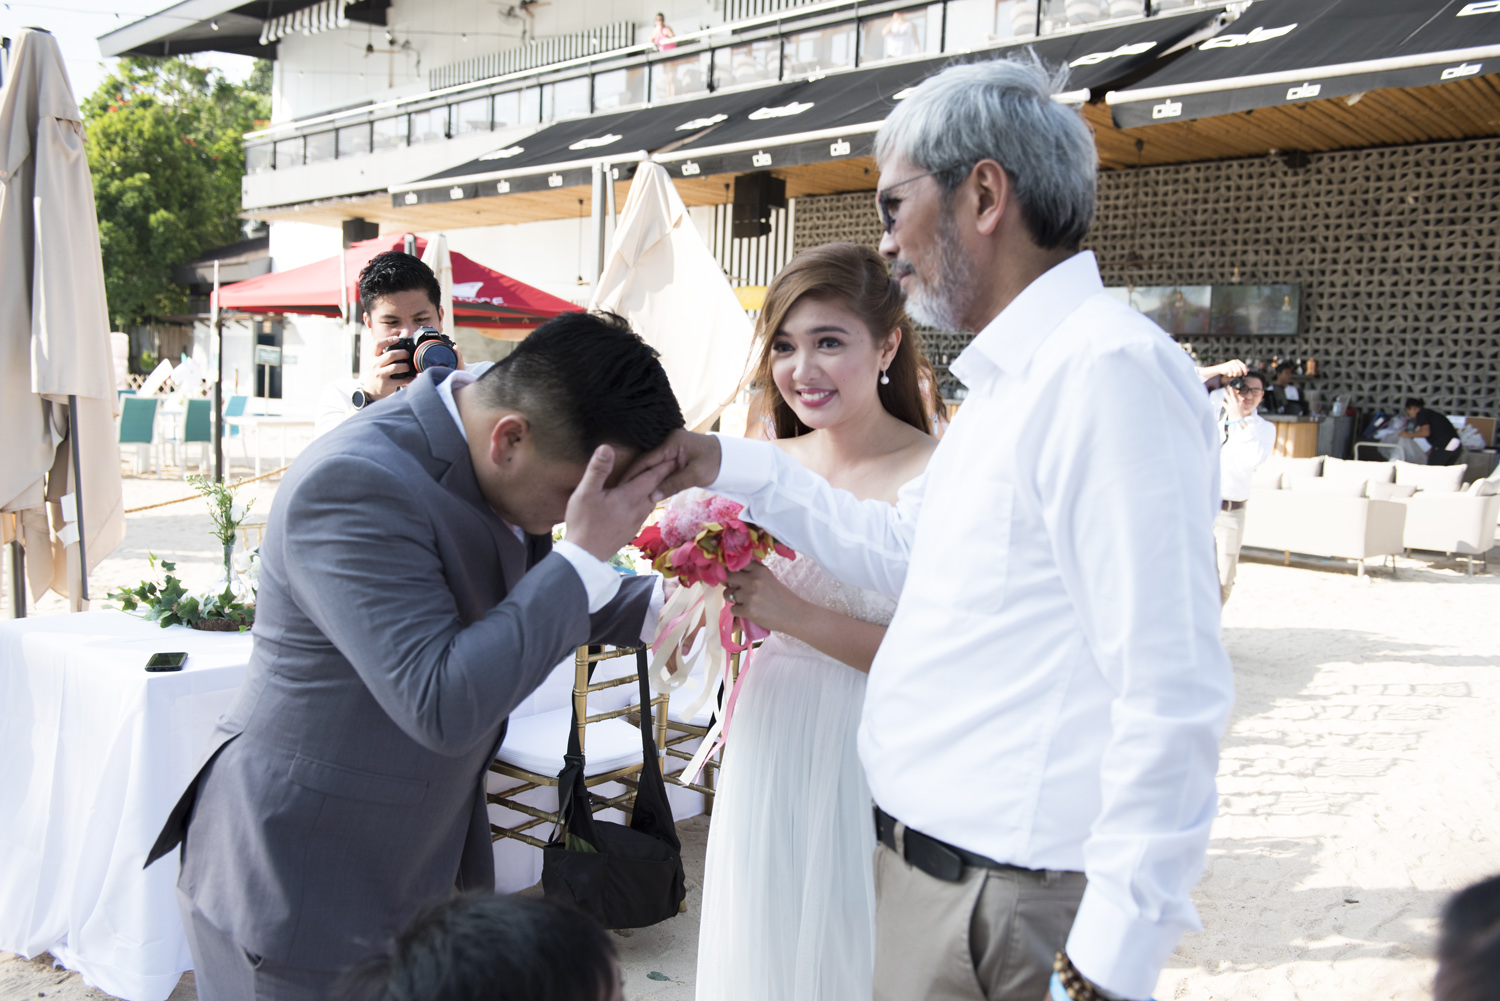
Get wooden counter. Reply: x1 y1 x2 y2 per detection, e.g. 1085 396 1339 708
1271 419 1320 458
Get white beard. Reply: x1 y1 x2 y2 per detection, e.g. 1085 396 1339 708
901 209 976 332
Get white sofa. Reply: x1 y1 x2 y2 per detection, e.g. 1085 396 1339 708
1242 490 1406 576
1242 455 1499 574
1399 471 1500 573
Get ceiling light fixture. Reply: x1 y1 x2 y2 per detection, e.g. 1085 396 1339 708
209 19 219 29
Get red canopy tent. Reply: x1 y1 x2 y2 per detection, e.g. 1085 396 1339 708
211 233 581 330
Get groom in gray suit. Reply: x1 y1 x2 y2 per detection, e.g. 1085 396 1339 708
146 311 684 1000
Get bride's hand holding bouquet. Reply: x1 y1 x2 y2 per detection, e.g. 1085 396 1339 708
721 562 806 636
632 488 794 782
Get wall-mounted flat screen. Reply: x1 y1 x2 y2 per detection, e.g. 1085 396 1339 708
1105 285 1212 334
1209 284 1300 335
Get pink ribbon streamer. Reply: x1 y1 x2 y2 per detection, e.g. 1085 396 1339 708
687 606 770 782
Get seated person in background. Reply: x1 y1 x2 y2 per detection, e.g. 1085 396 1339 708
1207 366 1275 605
332 894 623 1001
1433 873 1500 1001
1268 362 1306 414
315 252 482 437
1399 396 1461 465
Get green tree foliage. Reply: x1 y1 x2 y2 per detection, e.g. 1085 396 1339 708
82 57 271 327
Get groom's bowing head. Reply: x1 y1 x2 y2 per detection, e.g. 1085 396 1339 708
458 310 683 532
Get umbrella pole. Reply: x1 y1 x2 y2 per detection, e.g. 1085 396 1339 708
591 163 608 292
9 539 24 618
67 394 89 605
213 260 224 482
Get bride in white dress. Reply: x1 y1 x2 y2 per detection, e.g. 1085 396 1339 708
694 244 937 1001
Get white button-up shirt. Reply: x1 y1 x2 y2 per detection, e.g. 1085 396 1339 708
710 251 1234 999
1211 389 1276 503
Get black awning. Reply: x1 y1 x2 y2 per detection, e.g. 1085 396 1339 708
652 11 1223 176
98 0 387 58
1107 0 1500 128
394 81 810 205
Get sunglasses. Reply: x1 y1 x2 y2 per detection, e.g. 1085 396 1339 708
876 169 943 233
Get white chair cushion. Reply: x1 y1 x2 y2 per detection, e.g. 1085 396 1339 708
1260 455 1324 483
1322 456 1395 486
668 696 716 727
1251 465 1284 490
496 707 646 777
1284 456 1325 479
1469 478 1499 497
1289 476 1367 497
1393 460 1466 493
1369 482 1418 500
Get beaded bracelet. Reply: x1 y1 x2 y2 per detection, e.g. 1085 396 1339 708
1051 953 1109 1001
1050 953 1158 1001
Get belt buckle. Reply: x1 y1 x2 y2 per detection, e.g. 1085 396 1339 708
876 807 967 882
905 828 966 882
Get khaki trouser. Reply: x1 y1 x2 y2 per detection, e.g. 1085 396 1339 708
1213 505 1248 605
872 840 1086 1001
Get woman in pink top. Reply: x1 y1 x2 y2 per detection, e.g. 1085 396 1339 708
651 12 676 51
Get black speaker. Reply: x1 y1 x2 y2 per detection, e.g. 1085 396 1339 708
341 217 380 248
732 172 786 239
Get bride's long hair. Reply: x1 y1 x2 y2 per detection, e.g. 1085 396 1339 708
749 242 930 439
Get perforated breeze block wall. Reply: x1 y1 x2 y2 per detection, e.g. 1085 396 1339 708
791 138 1500 415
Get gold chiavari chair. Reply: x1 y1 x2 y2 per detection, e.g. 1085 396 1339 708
488 645 669 849
237 522 267 551
654 633 757 814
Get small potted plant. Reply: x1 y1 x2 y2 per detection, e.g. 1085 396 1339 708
108 478 258 632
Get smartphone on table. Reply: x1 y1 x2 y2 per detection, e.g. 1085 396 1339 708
145 652 188 672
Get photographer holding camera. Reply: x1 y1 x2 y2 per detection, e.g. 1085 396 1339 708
315 252 476 436
1206 364 1275 604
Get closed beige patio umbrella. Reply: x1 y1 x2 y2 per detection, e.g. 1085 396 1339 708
592 162 755 433
0 28 125 614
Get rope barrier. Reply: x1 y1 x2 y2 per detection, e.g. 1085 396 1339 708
122 465 292 515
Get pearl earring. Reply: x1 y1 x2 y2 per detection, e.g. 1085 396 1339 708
880 369 890 386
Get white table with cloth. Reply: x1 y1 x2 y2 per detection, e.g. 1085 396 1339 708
0 612 704 1001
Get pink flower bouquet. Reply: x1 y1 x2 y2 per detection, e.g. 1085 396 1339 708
632 489 794 783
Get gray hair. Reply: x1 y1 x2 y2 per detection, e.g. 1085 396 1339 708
875 53 1097 251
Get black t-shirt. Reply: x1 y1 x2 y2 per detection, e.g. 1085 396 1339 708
1413 408 1458 451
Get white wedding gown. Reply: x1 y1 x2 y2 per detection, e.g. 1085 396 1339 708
695 553 896 1001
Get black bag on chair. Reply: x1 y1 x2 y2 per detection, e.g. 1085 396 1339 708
541 649 686 929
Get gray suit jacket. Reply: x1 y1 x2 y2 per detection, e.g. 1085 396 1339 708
146 369 653 971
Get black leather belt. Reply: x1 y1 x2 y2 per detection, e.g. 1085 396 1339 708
1221 499 1246 511
874 805 1019 883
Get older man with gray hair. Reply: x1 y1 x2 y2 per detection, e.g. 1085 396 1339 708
641 55 1233 1000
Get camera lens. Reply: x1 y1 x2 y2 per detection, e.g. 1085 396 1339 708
412 337 459 373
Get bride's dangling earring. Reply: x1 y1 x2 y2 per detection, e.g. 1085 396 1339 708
879 368 890 386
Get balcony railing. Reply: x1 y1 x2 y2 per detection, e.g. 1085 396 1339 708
244 0 1220 175
430 21 639 90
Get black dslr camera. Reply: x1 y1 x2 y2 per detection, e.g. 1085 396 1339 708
1227 376 1258 393
392 326 459 379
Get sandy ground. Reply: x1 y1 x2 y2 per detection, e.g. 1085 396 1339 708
3 466 1498 1000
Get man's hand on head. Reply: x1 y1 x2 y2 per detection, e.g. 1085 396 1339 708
624 430 722 502
565 445 679 562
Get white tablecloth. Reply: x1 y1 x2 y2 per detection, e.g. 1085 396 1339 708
0 612 704 999
0 612 253 1001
